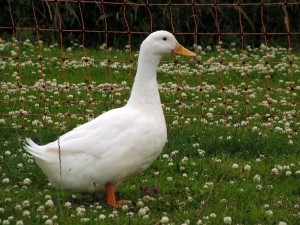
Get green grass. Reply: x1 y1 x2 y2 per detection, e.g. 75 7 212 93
1 127 299 224
0 40 300 224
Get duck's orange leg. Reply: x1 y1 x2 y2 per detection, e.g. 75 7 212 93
105 183 129 208
105 183 116 206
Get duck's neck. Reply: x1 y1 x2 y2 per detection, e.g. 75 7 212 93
127 51 162 110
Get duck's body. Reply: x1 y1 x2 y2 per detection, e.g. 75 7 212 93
24 30 195 205
27 104 166 193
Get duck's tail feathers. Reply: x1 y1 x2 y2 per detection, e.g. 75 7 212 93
24 138 49 161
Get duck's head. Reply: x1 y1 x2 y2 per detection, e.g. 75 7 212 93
141 31 196 57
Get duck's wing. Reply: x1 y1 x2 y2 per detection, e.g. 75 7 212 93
25 107 145 162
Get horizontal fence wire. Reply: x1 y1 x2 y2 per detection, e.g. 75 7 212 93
0 0 300 131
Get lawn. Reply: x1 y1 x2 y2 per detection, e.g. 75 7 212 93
0 39 299 225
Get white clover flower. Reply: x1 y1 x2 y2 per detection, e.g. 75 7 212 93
206 112 213 118
277 165 283 171
45 195 52 199
167 177 173 181
17 163 24 169
253 174 261 182
182 220 190 225
271 168 279 175
80 218 90 223
192 143 200 148
206 46 212 51
45 219 53 225
203 215 209 221
223 216 232 224
15 205 22 211
142 215 149 219
2 220 10 225
210 213 216 218
285 171 292 176
198 149 205 157
265 210 273 216
122 205 129 211
37 205 45 213
22 200 30 207
232 163 239 169
160 216 169 224
171 150 179 156
16 220 24 225
162 154 169 159
243 164 251 171
8 216 14 221
76 206 85 216
283 165 290 170
181 92 187 98
181 156 189 164
203 181 214 189
138 207 148 216
99 214 106 220
137 200 144 207
2 178 10 183
278 222 287 225
23 210 30 216
126 212 134 218
187 196 193 202
64 202 72 208
219 199 227 204
256 184 263 191
45 200 54 208
197 219 203 224
184 119 190 125
277 201 283 207
23 178 31 185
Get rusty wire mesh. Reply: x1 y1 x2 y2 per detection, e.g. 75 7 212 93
0 0 300 131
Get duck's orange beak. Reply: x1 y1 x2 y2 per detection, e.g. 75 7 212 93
172 43 196 56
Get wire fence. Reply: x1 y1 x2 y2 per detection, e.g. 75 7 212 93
0 0 300 131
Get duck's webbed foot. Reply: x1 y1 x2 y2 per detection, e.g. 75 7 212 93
105 183 129 208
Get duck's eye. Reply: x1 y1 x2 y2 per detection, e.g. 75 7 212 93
163 37 167 41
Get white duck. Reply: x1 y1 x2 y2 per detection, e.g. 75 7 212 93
24 30 195 206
